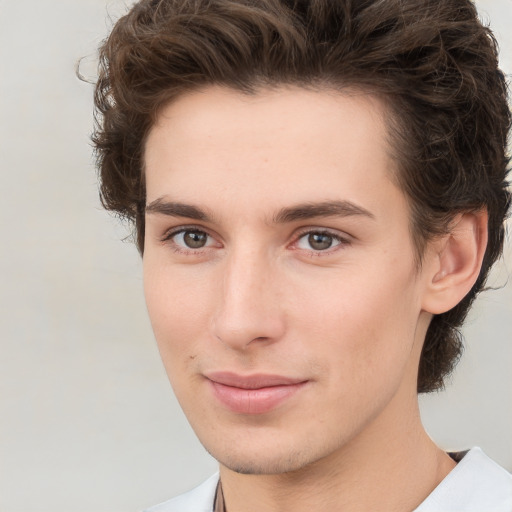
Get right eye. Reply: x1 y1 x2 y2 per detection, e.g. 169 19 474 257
165 228 217 251
173 229 210 249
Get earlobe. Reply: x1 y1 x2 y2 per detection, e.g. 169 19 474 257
421 210 488 315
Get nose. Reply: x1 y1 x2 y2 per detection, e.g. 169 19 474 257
211 246 286 351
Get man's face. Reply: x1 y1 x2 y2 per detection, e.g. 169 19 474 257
143 86 434 474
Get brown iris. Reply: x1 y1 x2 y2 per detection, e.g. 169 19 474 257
308 233 334 250
183 230 208 248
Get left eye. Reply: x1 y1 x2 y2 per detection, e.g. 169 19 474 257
296 232 343 251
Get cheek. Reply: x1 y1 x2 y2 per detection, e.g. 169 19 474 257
143 260 214 362
144 270 215 410
291 266 421 382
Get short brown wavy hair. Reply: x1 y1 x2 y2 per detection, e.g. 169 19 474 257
92 0 510 393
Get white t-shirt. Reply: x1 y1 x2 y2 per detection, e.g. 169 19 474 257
145 447 512 512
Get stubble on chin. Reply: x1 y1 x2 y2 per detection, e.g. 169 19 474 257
206 438 337 476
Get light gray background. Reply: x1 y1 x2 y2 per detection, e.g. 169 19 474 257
0 1 510 511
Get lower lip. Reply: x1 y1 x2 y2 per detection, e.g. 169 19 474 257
208 380 307 414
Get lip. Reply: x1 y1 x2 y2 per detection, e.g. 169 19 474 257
205 372 308 414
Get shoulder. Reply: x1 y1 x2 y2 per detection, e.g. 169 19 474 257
415 447 512 511
143 473 219 512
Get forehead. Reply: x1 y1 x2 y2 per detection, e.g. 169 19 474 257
144 86 403 222
146 86 389 158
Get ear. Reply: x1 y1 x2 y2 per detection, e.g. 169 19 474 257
421 210 488 315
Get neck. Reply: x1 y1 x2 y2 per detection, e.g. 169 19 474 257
218 394 455 512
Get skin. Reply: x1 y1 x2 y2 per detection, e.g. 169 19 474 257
142 86 481 511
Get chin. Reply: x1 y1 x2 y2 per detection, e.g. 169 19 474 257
204 438 332 476
215 452 313 475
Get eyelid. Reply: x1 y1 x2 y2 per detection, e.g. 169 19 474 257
290 227 352 253
158 224 351 255
160 224 222 251
161 223 212 239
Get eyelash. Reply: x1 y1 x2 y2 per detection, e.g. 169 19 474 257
292 229 351 255
160 226 351 256
160 225 218 255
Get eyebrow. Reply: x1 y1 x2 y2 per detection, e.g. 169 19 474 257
145 198 214 222
272 200 375 224
145 198 375 224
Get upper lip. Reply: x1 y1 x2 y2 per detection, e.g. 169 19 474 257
205 371 307 389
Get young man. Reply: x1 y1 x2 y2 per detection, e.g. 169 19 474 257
93 0 511 510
